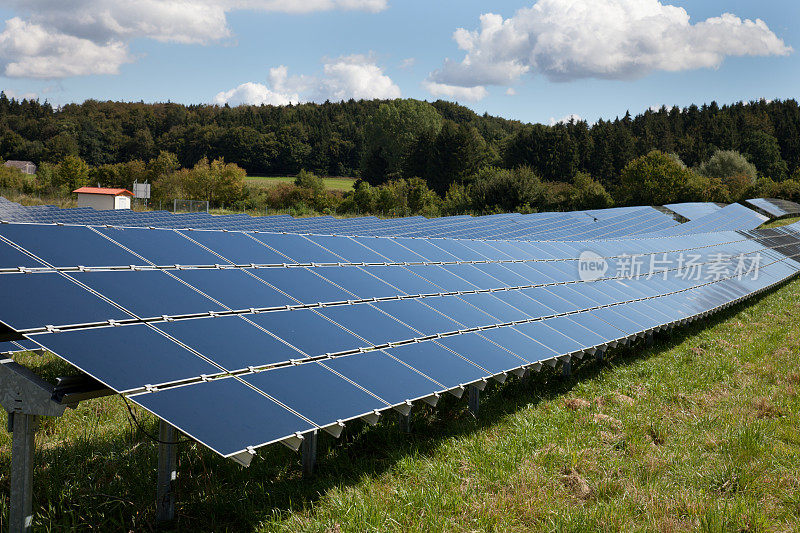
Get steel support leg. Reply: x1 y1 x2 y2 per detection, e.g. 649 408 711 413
156 420 177 524
468 385 480 418
9 413 36 533
646 331 654 348
595 349 605 363
398 412 411 433
562 360 572 378
301 430 318 478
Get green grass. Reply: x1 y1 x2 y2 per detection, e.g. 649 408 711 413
761 216 800 229
3 279 800 531
245 176 357 192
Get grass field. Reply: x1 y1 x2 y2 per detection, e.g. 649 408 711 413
2 271 800 530
762 216 800 229
245 176 357 192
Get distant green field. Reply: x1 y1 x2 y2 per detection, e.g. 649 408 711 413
245 175 357 192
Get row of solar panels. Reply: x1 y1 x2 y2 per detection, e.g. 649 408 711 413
0 199 678 240
745 198 800 219
2 196 794 240
1 218 799 463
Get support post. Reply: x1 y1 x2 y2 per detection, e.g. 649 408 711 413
301 430 318 478
468 384 480 418
398 412 411 433
645 331 654 348
562 360 572 378
156 420 178 524
9 413 36 533
595 349 605 363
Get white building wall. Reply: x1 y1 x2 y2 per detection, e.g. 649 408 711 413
114 196 131 210
76 194 116 210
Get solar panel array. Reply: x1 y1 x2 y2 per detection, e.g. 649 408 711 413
643 203 769 236
0 197 798 465
0 197 681 240
663 202 724 221
746 198 800 219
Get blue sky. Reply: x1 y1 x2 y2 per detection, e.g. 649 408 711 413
0 0 796 125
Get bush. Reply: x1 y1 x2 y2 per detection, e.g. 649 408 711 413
153 157 246 206
569 172 613 210
294 169 325 193
698 150 758 184
442 183 472 215
470 166 550 213
617 150 697 205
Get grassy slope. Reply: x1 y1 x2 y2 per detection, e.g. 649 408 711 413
762 216 800 229
245 176 357 192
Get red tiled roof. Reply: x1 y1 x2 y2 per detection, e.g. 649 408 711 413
72 187 134 196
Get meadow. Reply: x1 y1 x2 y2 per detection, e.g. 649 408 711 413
245 176 357 192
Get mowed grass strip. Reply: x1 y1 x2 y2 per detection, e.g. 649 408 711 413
1 277 800 531
245 176 357 192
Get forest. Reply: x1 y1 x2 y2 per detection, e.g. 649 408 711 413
1 94 799 216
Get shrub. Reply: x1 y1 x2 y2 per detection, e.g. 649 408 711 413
698 150 758 184
617 150 697 205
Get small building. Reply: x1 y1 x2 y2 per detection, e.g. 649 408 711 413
4 160 36 175
73 187 133 210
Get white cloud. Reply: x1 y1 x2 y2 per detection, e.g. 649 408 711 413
0 17 132 79
429 0 791 90
228 0 387 14
548 113 582 126
505 87 516 96
213 82 296 106
399 58 416 69
214 54 400 106
316 54 401 101
423 81 488 102
1 0 388 78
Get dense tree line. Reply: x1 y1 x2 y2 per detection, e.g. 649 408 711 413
2 94 798 188
3 93 800 218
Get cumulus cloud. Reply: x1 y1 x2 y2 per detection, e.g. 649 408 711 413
399 58 416 69
1 0 388 78
428 0 791 92
548 113 582 126
423 81 488 102
214 54 400 106
316 54 401 101
0 17 132 78
505 87 516 96
213 82 296 106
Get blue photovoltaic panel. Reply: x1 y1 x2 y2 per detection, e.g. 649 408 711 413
383 341 488 389
323 351 444 404
0 272 131 330
249 233 342 263
249 308 366 356
0 240 43 270
96 226 223 266
243 363 388 426
155 315 304 369
31 324 221 392
180 230 293 265
249 267 353 304
170 269 296 310
130 378 316 456
317 304 419 346
0 223 144 267
69 270 226 318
